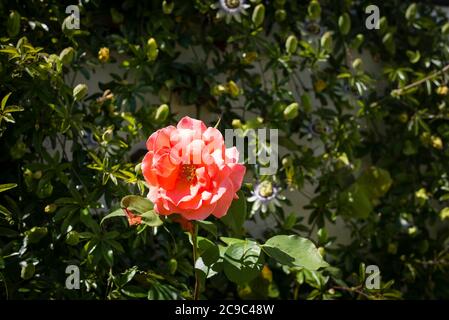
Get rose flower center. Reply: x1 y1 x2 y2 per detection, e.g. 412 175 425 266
181 164 196 182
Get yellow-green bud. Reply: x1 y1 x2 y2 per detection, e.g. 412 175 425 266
308 0 321 20
320 31 333 52
33 171 43 179
338 13 351 35
212 84 227 96
232 119 242 128
275 9 286 22
44 204 57 214
242 52 258 64
285 35 298 54
147 38 159 61
352 58 363 70
65 230 80 246
7 10 21 37
405 3 417 21
442 22 449 35
73 84 88 101
252 4 265 27
155 104 170 122
398 113 408 123
227 80 240 98
351 34 364 50
20 262 35 280
168 258 178 274
283 102 299 120
163 1 175 15
59 47 75 66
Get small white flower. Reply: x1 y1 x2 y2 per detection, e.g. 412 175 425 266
212 0 250 23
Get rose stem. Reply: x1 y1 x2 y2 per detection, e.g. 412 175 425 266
192 222 200 300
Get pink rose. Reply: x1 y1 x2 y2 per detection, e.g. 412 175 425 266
141 116 246 220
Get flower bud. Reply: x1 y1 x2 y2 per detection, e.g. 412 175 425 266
212 84 227 96
232 119 242 128
7 10 21 37
66 230 80 246
285 35 298 54
227 80 240 97
352 58 363 70
242 51 258 64
283 102 299 120
44 204 57 214
59 47 75 66
442 22 449 35
168 258 178 274
252 4 265 27
73 84 88 101
351 34 364 50
405 3 417 21
275 9 286 22
308 0 321 20
338 13 351 35
20 262 35 280
163 1 175 15
155 104 170 122
398 113 408 123
33 171 43 179
147 38 159 61
320 31 333 52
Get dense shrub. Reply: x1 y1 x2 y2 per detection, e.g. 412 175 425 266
1 0 449 299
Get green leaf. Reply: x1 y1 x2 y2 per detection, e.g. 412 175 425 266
140 210 163 227
1 93 12 110
263 235 328 271
338 183 373 219
0 183 17 193
197 220 217 237
80 208 100 233
221 190 247 235
223 239 264 284
121 195 153 214
100 208 126 225
197 237 220 266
